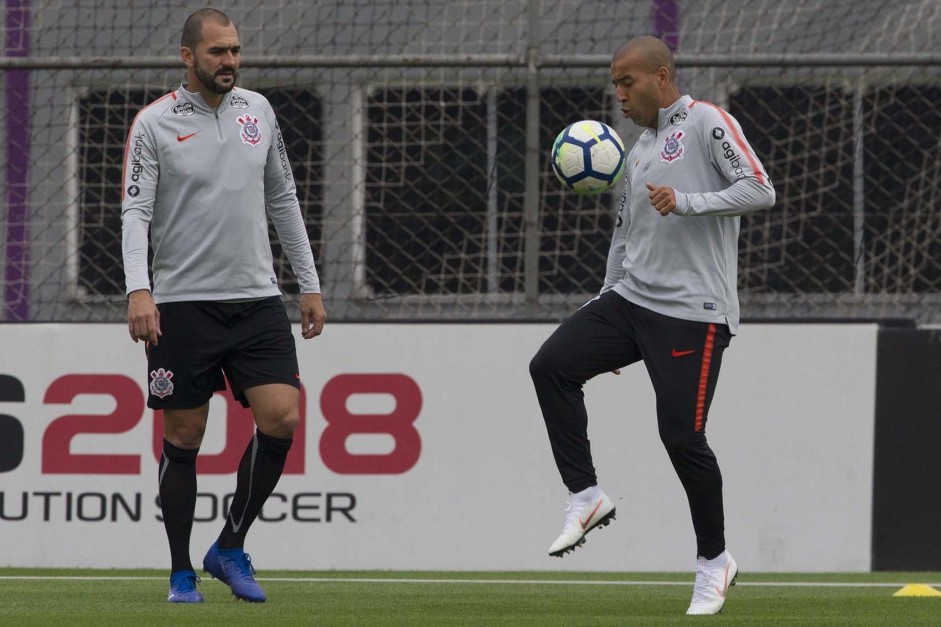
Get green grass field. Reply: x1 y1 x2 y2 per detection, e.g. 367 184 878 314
1 569 939 626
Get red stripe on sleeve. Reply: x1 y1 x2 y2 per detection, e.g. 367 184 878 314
696 100 766 185
120 91 174 201
694 323 717 432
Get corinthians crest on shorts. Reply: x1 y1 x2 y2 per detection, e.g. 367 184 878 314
661 130 685 163
236 115 262 146
150 367 174 398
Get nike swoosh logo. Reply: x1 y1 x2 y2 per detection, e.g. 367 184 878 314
672 349 696 357
177 132 199 142
578 499 603 530
715 563 731 598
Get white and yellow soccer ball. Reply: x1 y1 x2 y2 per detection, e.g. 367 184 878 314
550 120 626 194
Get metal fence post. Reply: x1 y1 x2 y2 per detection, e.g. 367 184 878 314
523 0 541 309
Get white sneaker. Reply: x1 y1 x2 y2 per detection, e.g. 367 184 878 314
547 488 616 557
686 551 738 615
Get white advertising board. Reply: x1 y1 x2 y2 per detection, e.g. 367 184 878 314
0 323 877 571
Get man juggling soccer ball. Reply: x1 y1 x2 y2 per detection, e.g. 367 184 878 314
531 35 773 615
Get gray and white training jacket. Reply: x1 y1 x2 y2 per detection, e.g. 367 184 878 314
603 95 775 334
121 85 321 303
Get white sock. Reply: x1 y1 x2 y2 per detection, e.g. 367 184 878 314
572 485 602 503
702 550 730 568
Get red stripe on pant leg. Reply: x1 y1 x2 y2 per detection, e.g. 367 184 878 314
694 324 717 432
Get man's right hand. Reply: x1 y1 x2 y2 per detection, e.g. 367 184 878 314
127 289 161 345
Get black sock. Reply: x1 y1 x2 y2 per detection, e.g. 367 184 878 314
217 430 292 550
158 439 199 574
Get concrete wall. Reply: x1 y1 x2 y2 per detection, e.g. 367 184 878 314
0 322 879 571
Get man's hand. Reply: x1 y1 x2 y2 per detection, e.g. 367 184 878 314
646 182 677 216
127 289 160 345
300 293 327 339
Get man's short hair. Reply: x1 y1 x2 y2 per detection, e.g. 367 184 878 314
613 36 676 82
181 8 232 50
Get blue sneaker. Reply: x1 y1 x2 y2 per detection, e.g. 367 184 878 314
167 569 204 603
202 542 267 602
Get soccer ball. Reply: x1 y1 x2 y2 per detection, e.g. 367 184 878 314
550 120 626 194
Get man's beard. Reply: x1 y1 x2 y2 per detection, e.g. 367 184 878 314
194 61 237 95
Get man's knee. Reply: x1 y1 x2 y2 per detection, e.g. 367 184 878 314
163 405 209 448
274 409 300 436
244 384 300 438
529 342 566 383
256 404 299 439
659 429 708 458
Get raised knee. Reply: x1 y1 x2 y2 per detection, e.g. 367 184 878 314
529 346 564 381
528 353 545 380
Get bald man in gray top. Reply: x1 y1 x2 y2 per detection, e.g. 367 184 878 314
530 35 773 616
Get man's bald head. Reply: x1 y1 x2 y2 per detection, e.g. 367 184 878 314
610 35 681 128
612 36 676 83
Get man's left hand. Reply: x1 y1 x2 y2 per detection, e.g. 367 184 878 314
300 293 327 339
646 182 677 216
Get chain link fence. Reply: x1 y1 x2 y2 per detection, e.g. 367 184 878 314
2 0 940 323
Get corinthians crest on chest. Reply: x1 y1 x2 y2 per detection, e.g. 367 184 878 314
660 130 685 164
236 114 263 146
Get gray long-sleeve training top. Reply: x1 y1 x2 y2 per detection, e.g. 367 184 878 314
603 95 775 334
121 85 321 303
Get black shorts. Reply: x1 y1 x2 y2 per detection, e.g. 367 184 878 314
145 297 300 410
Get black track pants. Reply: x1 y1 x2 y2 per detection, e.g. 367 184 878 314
529 290 732 559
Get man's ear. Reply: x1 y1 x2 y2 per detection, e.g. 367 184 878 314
180 46 194 68
657 66 670 86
